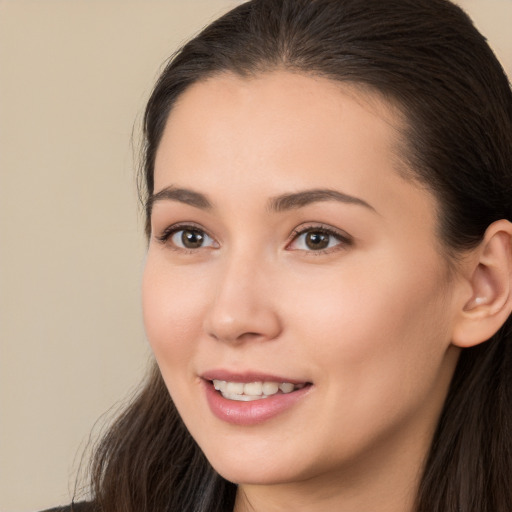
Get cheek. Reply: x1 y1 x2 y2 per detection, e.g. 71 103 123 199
142 254 206 370
286 253 453 402
280 262 454 463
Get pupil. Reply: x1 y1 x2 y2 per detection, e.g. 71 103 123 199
182 230 204 248
306 232 329 250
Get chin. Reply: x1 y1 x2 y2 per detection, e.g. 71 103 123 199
212 462 299 486
200 442 315 486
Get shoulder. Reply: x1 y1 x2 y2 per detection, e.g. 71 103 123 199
40 503 96 512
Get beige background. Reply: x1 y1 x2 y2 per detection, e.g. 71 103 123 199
0 1 510 511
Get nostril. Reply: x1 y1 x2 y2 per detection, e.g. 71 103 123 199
203 281 282 344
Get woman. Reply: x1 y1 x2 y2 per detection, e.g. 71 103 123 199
50 0 512 510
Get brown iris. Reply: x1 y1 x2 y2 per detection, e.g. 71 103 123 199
181 229 205 248
305 231 330 250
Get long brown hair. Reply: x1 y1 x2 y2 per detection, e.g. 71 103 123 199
84 1 512 511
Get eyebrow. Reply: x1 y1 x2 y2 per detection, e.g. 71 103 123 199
268 189 376 213
146 186 212 216
147 186 375 216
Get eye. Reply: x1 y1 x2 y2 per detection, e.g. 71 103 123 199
172 228 214 249
158 225 217 251
287 225 352 252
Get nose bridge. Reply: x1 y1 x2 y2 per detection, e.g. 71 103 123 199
204 245 281 344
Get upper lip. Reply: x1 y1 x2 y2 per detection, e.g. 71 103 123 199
201 369 310 384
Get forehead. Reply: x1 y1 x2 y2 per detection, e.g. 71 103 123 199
154 71 409 190
154 72 432 219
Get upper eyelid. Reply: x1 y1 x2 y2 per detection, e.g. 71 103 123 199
286 224 354 253
290 223 352 241
154 221 352 247
156 222 214 242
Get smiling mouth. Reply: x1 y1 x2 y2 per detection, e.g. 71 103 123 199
211 379 308 401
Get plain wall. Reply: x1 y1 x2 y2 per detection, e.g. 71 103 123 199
0 1 510 511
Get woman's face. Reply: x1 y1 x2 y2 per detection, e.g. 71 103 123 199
143 71 462 487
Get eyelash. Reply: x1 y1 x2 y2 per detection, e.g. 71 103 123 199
287 224 353 254
156 223 217 253
156 223 353 254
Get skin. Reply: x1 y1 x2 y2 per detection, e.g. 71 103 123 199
142 71 466 512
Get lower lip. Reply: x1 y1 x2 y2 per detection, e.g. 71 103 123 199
203 380 312 426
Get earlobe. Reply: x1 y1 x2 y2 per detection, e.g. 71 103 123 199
452 220 512 348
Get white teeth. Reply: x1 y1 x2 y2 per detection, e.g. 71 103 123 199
212 379 304 401
225 382 244 394
244 382 263 395
213 380 225 392
262 382 279 395
222 393 263 401
279 382 295 393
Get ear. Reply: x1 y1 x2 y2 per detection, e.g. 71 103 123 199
451 219 512 348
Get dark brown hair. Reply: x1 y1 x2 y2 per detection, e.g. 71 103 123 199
85 1 512 511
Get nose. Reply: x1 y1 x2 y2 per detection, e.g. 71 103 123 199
203 253 282 344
